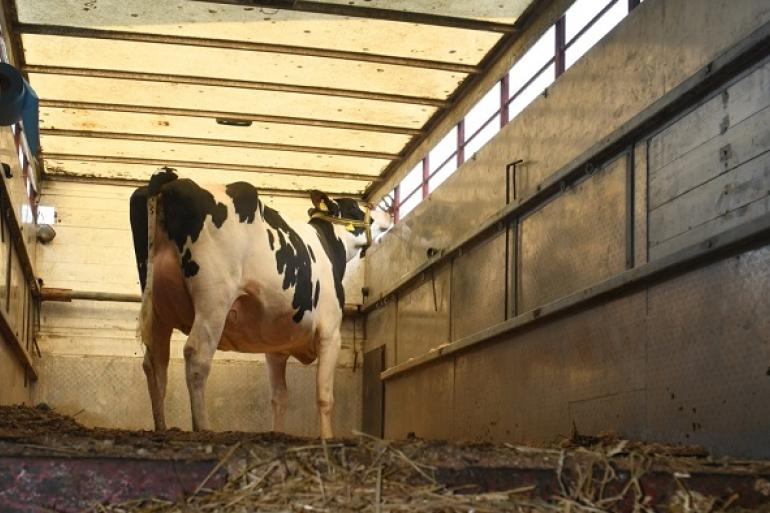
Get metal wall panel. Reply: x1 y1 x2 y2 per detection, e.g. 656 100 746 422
384 359 454 440
395 264 450 365
363 301 396 367
387 243 770 458
645 246 770 457
452 290 647 444
451 231 506 340
365 149 507 299
362 346 385 437
569 390 646 441
518 155 628 313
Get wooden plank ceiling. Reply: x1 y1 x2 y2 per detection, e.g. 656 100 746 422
10 0 537 197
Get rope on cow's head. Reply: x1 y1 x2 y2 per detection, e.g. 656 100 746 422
309 205 372 247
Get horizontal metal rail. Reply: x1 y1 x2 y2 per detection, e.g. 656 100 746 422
16 23 479 74
41 288 362 317
41 288 141 303
25 65 448 107
363 18 770 316
40 129 399 161
43 154 381 182
382 213 770 380
38 100 422 136
189 0 518 33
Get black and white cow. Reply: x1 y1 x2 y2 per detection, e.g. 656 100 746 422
129 168 391 438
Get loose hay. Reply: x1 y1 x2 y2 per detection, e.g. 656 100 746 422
83 433 753 513
1 406 767 513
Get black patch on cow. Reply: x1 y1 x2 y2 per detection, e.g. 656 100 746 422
148 167 179 197
129 186 150 292
335 198 366 237
159 178 228 253
267 230 275 250
225 181 259 223
181 248 200 277
313 280 320 308
309 219 346 308
308 245 316 262
263 206 314 323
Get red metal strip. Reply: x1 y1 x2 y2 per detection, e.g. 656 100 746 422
0 456 226 512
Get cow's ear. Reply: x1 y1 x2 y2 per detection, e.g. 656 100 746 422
310 190 336 213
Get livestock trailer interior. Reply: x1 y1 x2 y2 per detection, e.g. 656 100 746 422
1 0 770 510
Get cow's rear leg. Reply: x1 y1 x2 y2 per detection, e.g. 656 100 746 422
142 319 172 430
184 304 230 431
316 331 341 439
266 352 289 432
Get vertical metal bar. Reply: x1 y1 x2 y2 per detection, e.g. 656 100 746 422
500 75 510 127
504 164 512 319
21 282 28 351
511 218 520 319
421 156 430 199
555 15 566 78
393 184 400 223
456 120 465 167
628 0 640 11
624 148 634 268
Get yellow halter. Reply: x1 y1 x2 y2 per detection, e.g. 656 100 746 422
309 206 372 247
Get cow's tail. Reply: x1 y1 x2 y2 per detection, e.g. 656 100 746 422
134 167 178 347
137 193 159 347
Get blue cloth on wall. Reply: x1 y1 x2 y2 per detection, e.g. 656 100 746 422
0 62 40 155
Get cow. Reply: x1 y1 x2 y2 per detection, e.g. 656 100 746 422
129 168 391 438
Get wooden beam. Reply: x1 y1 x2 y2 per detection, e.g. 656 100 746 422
43 154 381 182
24 65 449 107
43 173 352 198
190 0 519 33
38 100 422 136
16 23 479 74
40 128 399 160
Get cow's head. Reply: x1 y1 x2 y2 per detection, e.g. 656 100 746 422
309 191 392 259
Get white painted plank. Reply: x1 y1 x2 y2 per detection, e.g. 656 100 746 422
650 104 770 210
650 149 770 247
40 107 411 155
41 135 390 176
17 0 500 64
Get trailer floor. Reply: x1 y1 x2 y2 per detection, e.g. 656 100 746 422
1 405 769 512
